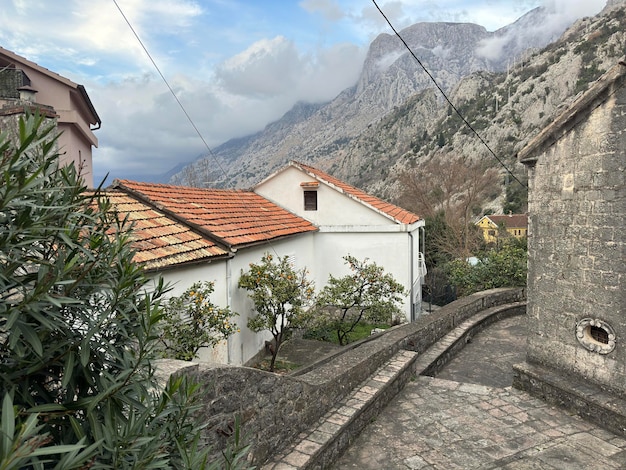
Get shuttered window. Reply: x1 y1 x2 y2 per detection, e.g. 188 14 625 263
304 190 317 211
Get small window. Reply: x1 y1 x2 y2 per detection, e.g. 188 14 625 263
304 190 317 211
488 230 495 236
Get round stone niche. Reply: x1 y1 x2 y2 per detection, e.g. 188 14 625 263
575 318 616 354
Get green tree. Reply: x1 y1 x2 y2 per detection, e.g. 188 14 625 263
238 253 313 372
160 281 239 361
0 114 221 468
502 181 528 214
447 238 528 297
303 256 406 346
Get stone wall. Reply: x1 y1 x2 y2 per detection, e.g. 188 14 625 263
520 61 625 394
167 287 525 465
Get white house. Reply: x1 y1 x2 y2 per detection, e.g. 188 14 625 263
108 161 425 365
254 161 426 321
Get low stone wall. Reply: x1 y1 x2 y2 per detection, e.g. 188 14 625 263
513 361 626 437
170 287 526 465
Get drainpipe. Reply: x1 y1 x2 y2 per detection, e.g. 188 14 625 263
408 230 415 322
226 257 232 364
420 226 429 314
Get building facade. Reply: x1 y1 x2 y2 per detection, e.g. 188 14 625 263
516 58 625 397
476 214 528 244
0 47 100 187
109 162 426 365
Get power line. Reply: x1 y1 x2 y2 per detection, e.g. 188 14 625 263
112 0 226 182
371 0 527 188
112 0 283 257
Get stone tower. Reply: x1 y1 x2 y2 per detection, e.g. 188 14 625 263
514 57 626 435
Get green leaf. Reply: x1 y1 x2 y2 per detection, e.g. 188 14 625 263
1 393 15 457
61 352 75 388
18 323 43 357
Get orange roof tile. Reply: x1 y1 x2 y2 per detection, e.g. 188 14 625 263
486 214 528 229
289 161 421 225
113 180 318 248
102 190 229 270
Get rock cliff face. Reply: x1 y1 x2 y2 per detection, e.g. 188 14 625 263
170 2 625 212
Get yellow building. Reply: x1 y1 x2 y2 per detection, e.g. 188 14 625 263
476 214 528 244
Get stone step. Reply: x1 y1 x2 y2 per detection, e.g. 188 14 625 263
261 301 526 469
261 349 418 470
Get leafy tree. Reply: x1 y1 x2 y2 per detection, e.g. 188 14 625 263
238 253 313 372
446 238 528 297
502 180 528 214
160 281 239 361
0 114 235 468
302 256 406 346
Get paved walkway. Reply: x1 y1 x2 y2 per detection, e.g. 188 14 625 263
332 316 626 469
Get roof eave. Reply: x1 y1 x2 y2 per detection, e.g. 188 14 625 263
228 227 319 251
77 85 101 129
141 251 234 273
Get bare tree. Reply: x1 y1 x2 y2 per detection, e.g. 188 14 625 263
397 152 499 259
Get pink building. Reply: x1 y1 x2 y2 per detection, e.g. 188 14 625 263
0 46 100 187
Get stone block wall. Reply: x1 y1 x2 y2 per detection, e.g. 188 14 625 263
522 63 625 394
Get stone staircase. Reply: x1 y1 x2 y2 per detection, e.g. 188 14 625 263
262 302 525 469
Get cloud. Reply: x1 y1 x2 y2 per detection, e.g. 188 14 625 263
92 35 366 184
215 36 302 97
300 0 346 21
476 0 606 61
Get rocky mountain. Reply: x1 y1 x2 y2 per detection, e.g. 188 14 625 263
170 1 625 215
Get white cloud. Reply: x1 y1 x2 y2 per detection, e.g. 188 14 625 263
215 36 302 97
91 34 366 183
476 0 606 61
300 0 346 21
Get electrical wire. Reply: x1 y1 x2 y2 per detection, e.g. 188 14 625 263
371 0 527 188
112 0 226 180
112 0 283 257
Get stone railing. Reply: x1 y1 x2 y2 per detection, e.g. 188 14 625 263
161 287 526 465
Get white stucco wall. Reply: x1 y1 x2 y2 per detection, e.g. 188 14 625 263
145 235 319 366
255 166 392 226
147 261 231 364
312 230 415 320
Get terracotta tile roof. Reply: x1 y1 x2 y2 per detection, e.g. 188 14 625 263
113 180 318 248
289 161 421 225
486 214 528 229
102 190 230 270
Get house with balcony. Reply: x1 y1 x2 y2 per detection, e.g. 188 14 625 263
0 46 101 187
107 161 426 365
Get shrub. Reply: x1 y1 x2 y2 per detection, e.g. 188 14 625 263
301 256 405 345
0 113 238 468
239 253 313 372
160 281 238 361
447 239 528 297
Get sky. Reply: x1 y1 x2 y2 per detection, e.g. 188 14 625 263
0 0 607 185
